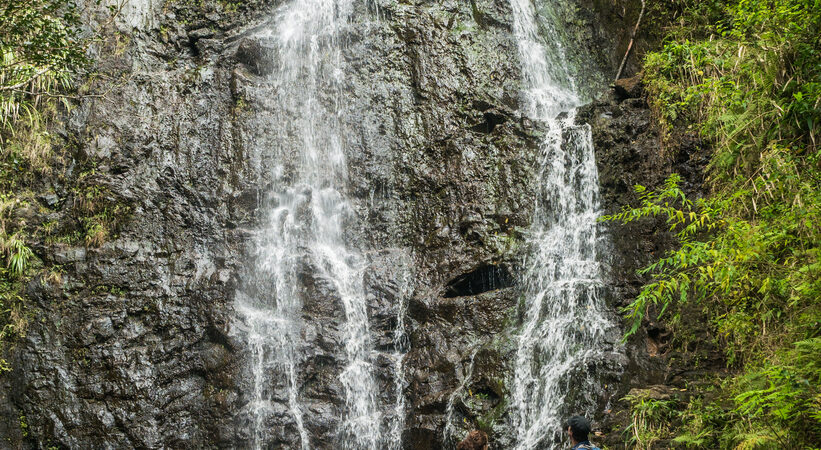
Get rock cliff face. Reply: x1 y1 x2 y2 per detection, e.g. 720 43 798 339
0 0 680 448
580 81 711 448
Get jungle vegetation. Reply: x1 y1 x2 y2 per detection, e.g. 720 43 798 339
605 0 820 447
0 0 101 372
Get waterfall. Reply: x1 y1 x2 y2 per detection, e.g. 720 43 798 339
443 348 479 447
509 0 621 448
231 0 386 448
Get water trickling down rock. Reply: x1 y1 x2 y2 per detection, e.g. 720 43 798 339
508 0 624 448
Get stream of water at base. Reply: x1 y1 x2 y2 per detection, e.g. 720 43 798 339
508 1 621 449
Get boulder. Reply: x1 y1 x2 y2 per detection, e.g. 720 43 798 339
614 73 644 100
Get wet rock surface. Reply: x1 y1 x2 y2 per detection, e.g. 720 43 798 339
580 82 713 447
0 0 689 449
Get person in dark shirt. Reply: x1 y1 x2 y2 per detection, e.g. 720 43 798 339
564 415 599 450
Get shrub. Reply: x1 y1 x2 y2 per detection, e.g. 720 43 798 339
606 0 821 447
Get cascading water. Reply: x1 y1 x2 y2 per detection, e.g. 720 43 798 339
443 348 478 446
231 0 387 448
509 0 622 448
386 266 413 449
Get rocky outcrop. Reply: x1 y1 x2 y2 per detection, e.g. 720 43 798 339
0 0 679 448
578 77 713 446
1 0 540 446
613 73 644 100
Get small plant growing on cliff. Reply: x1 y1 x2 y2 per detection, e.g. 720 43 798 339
1 233 33 278
622 392 678 449
18 414 28 437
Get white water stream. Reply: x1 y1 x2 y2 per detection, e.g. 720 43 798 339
231 0 389 448
509 0 621 448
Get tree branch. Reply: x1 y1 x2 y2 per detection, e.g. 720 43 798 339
0 66 51 92
7 88 107 99
615 0 646 82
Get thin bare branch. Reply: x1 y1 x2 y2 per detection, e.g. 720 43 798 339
615 0 645 82
0 66 51 91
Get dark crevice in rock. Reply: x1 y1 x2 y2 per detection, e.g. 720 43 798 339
207 325 236 353
472 100 495 112
469 111 507 134
187 37 202 58
234 38 275 76
473 386 500 402
443 264 514 298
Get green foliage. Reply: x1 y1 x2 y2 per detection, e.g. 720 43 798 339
475 397 507 435
0 195 36 373
0 234 33 373
0 0 88 73
0 0 88 133
644 0 820 182
732 338 821 446
622 392 679 449
606 0 821 447
663 341 821 449
671 398 719 447
602 171 820 364
0 0 104 375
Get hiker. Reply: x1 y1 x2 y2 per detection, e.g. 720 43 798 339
564 415 600 450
